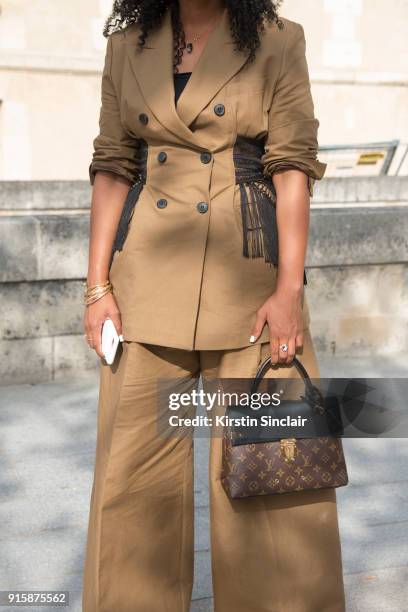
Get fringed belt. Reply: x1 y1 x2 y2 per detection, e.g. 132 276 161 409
234 136 278 264
111 139 148 258
110 135 307 285
234 135 307 286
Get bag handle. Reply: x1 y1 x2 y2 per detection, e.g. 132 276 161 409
250 356 324 408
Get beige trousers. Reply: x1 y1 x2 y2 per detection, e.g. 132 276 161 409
82 331 346 612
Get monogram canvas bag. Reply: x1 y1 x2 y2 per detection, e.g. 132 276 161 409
221 356 349 499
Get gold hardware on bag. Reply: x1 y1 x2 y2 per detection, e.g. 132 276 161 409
280 438 297 463
221 355 349 499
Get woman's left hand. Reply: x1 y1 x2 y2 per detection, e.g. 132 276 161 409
250 287 304 364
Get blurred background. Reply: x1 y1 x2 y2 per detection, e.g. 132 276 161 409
0 1 408 611
0 0 407 180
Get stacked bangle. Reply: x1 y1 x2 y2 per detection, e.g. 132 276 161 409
84 280 113 306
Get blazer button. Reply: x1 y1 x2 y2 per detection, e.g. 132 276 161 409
139 113 149 125
157 151 167 163
197 201 209 214
157 198 168 209
214 104 225 117
200 152 212 164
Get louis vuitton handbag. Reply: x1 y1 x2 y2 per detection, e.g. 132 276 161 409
221 356 348 499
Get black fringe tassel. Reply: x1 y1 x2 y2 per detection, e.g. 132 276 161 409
112 179 144 254
109 179 144 269
239 178 279 265
109 140 148 268
234 135 307 286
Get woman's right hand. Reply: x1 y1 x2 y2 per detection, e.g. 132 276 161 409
84 171 131 357
83 292 123 358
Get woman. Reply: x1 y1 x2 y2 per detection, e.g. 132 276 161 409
82 1 346 611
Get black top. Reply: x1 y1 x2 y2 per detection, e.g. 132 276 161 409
174 72 192 104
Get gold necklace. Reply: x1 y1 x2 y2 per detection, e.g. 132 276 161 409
184 13 221 54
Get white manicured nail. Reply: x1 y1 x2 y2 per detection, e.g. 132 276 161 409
118 335 124 342
249 335 256 343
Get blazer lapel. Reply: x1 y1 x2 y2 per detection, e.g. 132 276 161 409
124 10 199 145
176 7 251 128
125 7 250 143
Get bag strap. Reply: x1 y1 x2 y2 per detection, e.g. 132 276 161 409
250 356 323 407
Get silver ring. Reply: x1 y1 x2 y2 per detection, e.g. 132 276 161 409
279 343 288 352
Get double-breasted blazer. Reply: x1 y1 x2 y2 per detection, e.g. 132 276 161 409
89 7 327 350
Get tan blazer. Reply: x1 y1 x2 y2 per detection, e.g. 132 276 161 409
89 8 326 350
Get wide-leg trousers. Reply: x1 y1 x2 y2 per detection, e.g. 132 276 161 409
82 330 346 612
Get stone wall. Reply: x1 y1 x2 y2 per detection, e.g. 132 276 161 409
1 177 408 384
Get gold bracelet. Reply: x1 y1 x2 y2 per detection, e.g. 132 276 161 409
83 281 113 306
84 287 112 306
84 281 111 296
83 280 111 295
85 288 111 306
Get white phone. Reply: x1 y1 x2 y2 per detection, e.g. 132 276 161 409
101 318 124 365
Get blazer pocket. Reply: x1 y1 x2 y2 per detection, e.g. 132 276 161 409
225 76 266 98
227 88 267 137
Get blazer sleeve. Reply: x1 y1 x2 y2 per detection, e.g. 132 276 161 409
262 23 326 196
89 35 140 186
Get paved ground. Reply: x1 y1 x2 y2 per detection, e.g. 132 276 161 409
1 352 408 612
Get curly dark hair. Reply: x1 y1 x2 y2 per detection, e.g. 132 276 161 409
103 0 283 72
